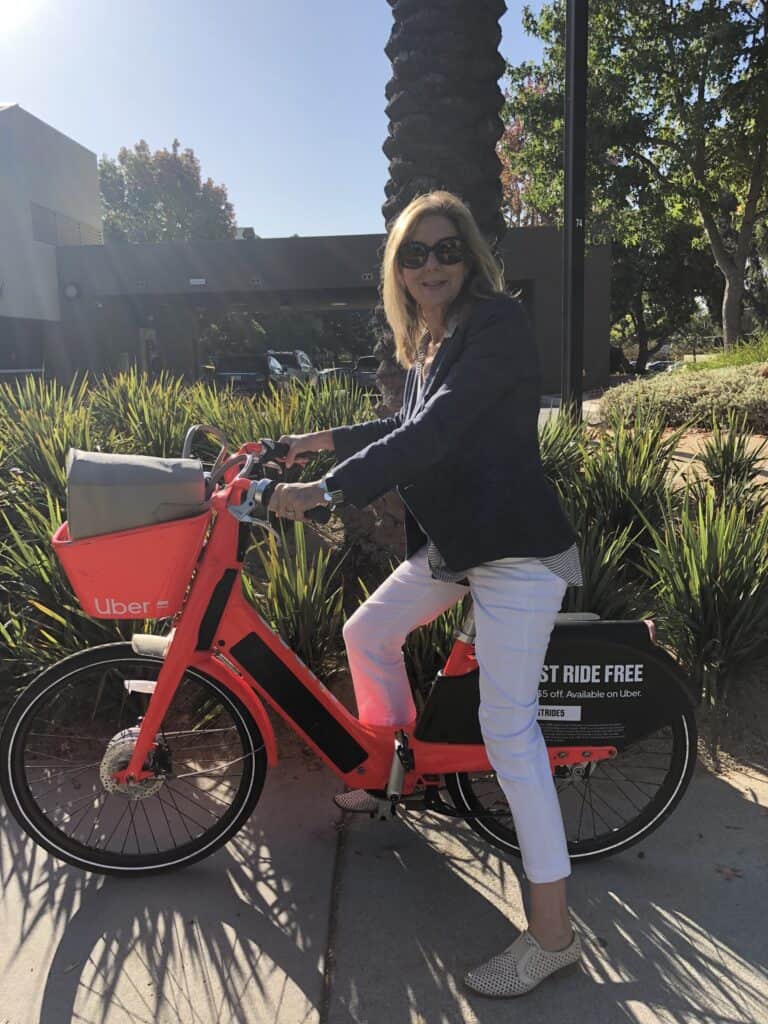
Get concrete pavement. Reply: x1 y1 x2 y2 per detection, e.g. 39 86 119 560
327 761 768 1023
0 749 340 1024
1 752 766 1023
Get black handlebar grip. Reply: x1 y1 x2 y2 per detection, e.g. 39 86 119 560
304 505 331 525
257 479 331 524
268 442 316 462
257 479 277 508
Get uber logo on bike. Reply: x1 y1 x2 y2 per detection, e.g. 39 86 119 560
93 597 170 616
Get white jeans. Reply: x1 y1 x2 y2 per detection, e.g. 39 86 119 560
343 548 571 883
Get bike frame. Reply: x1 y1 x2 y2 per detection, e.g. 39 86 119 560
113 452 614 794
111 463 492 794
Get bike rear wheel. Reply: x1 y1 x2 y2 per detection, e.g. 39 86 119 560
445 705 697 862
0 644 267 876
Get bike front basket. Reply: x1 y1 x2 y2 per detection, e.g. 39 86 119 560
52 512 211 620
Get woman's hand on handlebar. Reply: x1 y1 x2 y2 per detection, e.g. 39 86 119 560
269 480 328 522
277 430 334 468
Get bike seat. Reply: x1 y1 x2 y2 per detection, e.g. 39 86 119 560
554 612 601 623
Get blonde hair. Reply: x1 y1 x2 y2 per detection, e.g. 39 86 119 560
381 191 505 368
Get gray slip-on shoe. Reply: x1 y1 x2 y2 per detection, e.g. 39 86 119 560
464 928 582 998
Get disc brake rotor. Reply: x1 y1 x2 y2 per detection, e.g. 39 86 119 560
99 726 166 799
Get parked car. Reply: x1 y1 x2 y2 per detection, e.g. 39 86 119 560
202 353 291 395
316 366 353 388
628 358 678 376
267 349 318 385
351 355 380 392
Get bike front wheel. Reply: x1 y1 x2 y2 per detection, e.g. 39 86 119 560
0 643 268 876
445 704 697 863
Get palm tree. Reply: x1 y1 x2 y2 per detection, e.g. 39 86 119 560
382 0 508 242
374 0 508 408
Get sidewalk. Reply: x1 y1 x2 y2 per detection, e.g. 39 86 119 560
539 393 605 426
1 752 767 1023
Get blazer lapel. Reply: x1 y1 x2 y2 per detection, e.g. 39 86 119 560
421 316 469 402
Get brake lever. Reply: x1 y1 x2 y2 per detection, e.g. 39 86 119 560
228 480 282 546
229 479 273 521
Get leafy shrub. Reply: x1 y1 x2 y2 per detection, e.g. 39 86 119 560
538 406 586 494
575 413 683 541
691 411 768 516
0 373 374 696
642 489 768 738
560 517 651 620
89 370 192 457
0 377 94 500
302 376 376 433
600 366 768 432
243 522 344 677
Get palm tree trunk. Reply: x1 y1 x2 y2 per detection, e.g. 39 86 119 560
383 0 508 241
375 0 509 410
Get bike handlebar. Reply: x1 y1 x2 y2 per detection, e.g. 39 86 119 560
226 438 332 525
256 479 331 525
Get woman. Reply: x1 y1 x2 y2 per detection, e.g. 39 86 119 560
269 191 584 998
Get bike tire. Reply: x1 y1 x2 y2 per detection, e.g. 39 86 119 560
445 702 697 863
0 643 268 876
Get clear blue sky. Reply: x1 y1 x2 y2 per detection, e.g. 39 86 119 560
1 1 544 238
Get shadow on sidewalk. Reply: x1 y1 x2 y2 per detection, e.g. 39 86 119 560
326 760 767 1024
0 761 350 1024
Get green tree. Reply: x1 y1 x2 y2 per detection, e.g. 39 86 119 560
501 0 768 349
257 310 325 355
747 220 768 325
99 139 236 243
200 312 266 359
615 231 721 368
319 310 376 359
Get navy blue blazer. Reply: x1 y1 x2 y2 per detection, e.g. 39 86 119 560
325 294 576 574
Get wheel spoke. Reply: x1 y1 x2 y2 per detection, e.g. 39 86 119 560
140 801 161 855
7 655 265 871
451 717 691 858
175 755 251 778
158 790 196 841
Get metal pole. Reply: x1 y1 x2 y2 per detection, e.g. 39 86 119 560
561 0 589 416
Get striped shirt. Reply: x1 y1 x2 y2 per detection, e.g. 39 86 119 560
426 538 583 586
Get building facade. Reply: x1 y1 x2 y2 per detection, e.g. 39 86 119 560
0 104 102 377
0 107 611 392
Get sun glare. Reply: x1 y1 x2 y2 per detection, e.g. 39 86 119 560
0 0 47 38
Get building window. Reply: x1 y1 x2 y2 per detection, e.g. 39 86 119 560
30 202 57 244
80 222 103 245
30 201 102 246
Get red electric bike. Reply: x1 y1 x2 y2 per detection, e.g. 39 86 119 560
0 427 698 876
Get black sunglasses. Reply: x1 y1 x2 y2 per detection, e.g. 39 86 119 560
397 235 467 269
